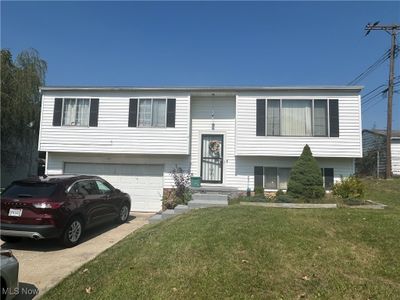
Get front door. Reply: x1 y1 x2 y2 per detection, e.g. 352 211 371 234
201 134 223 183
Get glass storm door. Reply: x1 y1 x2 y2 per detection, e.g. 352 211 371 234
201 134 223 183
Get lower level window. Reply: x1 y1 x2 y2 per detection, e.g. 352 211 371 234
263 167 334 190
264 167 291 190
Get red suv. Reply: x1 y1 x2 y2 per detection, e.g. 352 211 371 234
0 175 131 247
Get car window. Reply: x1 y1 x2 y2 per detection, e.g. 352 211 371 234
70 181 98 195
95 181 112 194
2 183 57 198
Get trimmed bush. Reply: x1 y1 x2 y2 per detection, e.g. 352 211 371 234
275 194 295 203
287 144 325 200
333 176 364 199
162 196 177 210
254 186 265 196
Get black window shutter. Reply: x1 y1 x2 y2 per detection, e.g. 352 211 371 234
254 166 264 189
128 99 138 127
329 99 339 137
166 99 176 128
256 99 266 136
324 168 334 189
89 99 99 127
52 98 63 126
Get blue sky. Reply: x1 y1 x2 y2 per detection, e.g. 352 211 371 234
1 1 399 129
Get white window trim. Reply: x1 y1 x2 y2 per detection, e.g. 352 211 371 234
263 167 291 190
136 98 168 128
61 98 92 127
262 167 334 190
265 98 336 138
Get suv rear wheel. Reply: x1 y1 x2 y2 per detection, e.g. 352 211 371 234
1 278 7 300
116 202 130 224
0 236 22 243
60 216 84 247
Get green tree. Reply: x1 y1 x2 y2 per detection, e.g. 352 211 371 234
287 144 325 200
1 48 47 185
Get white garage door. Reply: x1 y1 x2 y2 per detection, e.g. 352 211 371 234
64 163 164 212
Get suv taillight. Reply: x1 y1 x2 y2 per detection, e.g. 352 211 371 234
33 202 63 209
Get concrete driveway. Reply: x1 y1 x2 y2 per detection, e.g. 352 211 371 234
0 212 153 299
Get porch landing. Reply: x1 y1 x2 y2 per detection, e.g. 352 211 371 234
149 186 240 223
190 185 240 195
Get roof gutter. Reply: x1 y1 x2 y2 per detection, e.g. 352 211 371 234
39 85 363 93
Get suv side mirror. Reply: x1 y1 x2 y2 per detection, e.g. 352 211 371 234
114 189 121 193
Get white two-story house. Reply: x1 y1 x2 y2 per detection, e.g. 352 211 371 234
38 86 362 212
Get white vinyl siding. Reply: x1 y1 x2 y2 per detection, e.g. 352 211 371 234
392 140 400 175
361 131 400 176
64 162 163 212
232 157 355 191
39 91 190 154
190 97 236 186
46 152 189 188
236 92 362 157
40 88 361 193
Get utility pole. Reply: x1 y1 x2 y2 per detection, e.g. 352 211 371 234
365 22 399 178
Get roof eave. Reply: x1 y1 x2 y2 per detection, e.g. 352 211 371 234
39 85 363 93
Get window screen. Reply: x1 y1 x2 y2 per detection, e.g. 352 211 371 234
264 167 277 189
267 100 280 136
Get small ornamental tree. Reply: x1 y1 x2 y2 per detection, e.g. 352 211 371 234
287 144 325 200
170 166 192 204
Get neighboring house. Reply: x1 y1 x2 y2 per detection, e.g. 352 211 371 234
362 129 400 177
38 86 363 212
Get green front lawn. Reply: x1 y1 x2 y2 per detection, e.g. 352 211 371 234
43 178 400 299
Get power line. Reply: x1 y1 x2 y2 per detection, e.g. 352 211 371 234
347 49 390 85
348 45 399 86
362 84 386 99
362 80 400 110
365 22 399 178
362 96 386 112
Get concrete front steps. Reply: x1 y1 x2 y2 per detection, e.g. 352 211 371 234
149 205 190 223
149 191 230 223
188 193 229 209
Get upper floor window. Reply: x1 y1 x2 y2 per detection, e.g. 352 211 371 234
138 98 166 127
128 98 176 128
63 98 90 126
52 98 99 127
263 99 338 137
